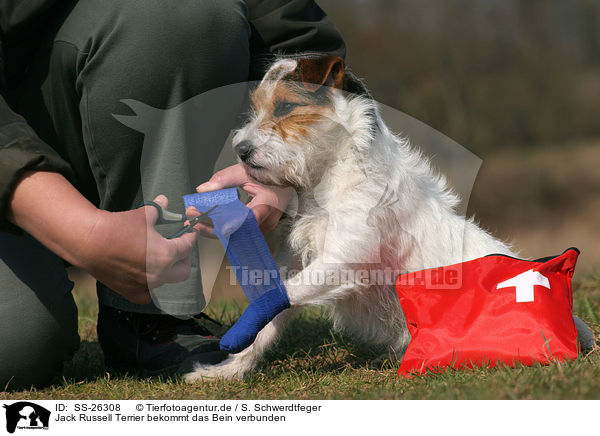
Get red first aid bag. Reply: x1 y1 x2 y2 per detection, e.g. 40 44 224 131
396 248 580 376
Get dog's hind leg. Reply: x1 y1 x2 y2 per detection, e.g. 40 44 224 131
330 286 411 363
184 308 297 382
574 315 595 352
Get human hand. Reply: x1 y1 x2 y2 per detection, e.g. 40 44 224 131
77 195 199 304
195 164 292 235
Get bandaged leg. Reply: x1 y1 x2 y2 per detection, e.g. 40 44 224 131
183 189 290 353
220 289 290 352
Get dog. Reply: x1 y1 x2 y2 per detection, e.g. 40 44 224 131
185 54 594 381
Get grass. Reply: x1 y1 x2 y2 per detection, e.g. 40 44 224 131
1 271 599 400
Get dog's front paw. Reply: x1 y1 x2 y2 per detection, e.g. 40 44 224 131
183 354 255 383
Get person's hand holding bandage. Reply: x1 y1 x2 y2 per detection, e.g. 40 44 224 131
190 163 293 353
195 163 292 236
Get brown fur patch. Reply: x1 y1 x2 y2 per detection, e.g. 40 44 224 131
276 112 326 141
251 79 331 143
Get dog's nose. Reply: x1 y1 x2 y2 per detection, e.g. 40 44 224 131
234 140 254 161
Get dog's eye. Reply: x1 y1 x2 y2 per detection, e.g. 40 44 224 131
274 101 300 118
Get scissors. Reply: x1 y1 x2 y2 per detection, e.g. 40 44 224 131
141 201 217 239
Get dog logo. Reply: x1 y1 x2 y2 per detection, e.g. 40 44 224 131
3 402 50 433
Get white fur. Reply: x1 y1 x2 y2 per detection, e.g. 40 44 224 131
185 59 591 382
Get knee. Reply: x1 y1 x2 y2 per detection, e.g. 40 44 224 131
0 296 80 391
108 0 251 90
125 0 250 57
0 233 80 390
186 0 250 41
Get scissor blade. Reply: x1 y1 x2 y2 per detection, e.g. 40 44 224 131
167 205 218 239
187 205 217 226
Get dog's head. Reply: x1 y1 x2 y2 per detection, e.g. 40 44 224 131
232 55 373 188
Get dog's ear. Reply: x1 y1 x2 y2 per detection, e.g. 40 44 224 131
298 56 345 92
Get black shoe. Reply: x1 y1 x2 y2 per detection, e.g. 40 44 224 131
97 303 228 377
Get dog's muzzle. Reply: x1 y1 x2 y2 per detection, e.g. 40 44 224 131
235 140 264 169
234 140 254 162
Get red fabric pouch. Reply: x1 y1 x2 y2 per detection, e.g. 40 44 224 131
396 248 580 377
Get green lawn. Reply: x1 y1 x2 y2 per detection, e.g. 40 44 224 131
1 272 599 400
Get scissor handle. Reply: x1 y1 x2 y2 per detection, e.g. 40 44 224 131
139 201 186 224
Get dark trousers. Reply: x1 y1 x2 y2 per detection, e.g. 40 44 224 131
1 0 251 389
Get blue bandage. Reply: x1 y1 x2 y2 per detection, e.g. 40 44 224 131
219 289 290 353
183 189 290 353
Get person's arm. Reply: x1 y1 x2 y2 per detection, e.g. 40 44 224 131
1 0 59 39
8 171 199 304
0 95 75 233
1 3 73 233
245 0 346 79
0 35 197 302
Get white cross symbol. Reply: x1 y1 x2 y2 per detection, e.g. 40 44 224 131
496 269 551 302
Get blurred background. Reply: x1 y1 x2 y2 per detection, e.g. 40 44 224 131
320 0 600 270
